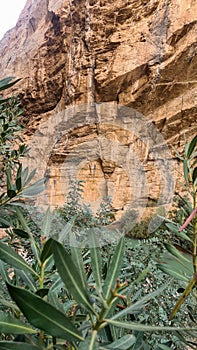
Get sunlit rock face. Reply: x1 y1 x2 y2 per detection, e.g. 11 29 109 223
0 0 196 219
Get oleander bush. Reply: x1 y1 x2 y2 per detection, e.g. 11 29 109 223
0 76 197 349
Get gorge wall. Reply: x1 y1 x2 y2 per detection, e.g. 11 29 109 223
0 0 196 221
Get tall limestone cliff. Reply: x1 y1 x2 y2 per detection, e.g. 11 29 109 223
0 0 196 221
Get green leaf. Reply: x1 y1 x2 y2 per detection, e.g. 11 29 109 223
41 207 51 238
187 135 197 159
53 218 75 243
0 299 19 311
158 264 189 282
14 207 31 233
0 311 36 334
70 235 88 291
105 319 197 332
103 237 124 299
0 261 9 282
48 290 64 312
164 221 193 241
164 244 191 264
110 283 169 320
0 77 21 92
0 342 40 350
20 178 45 198
16 178 22 192
7 190 16 199
52 239 95 314
6 284 83 342
16 163 22 179
0 241 38 278
21 167 30 186
183 159 189 184
40 238 54 263
12 228 29 239
88 230 102 293
103 334 136 349
14 208 40 262
6 168 13 191
192 166 197 184
16 164 22 191
15 270 36 292
23 168 37 186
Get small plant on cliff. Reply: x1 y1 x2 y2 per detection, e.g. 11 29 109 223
56 179 115 228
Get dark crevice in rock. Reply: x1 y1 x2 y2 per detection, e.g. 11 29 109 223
167 21 197 46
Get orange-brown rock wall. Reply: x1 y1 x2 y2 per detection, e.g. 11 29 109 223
0 0 196 218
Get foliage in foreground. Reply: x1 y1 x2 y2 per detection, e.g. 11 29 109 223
1 220 197 350
158 134 197 322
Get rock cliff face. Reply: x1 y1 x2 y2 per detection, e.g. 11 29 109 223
0 0 196 220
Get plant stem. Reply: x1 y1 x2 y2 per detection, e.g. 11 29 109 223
89 330 97 350
192 185 197 271
38 331 45 349
39 261 46 289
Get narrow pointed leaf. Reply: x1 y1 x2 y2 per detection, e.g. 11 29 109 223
0 241 38 277
104 334 136 349
40 238 54 263
16 164 22 191
12 228 29 239
52 239 95 313
0 77 21 91
0 299 19 312
0 261 9 282
14 207 31 233
21 167 35 187
111 283 170 320
105 319 197 332
41 207 51 238
16 163 22 180
15 270 36 291
187 135 197 158
16 178 22 192
20 179 45 197
6 284 83 342
183 159 189 183
103 237 124 299
192 166 197 183
165 222 192 241
0 312 36 334
0 77 15 89
6 168 13 191
0 342 40 350
48 290 64 312
89 230 102 292
54 218 74 243
70 234 88 291
158 264 189 282
14 208 40 262
164 244 191 264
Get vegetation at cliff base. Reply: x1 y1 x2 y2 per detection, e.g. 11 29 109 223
0 77 196 349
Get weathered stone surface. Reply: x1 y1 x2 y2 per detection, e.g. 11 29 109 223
0 0 196 220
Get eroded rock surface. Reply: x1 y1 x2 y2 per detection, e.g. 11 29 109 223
0 0 196 219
